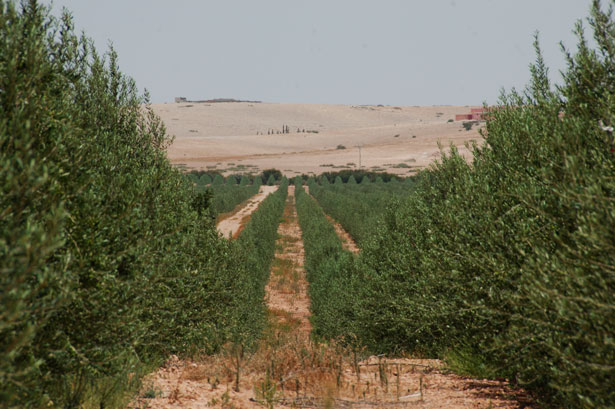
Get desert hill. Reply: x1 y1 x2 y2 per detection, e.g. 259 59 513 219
153 102 483 176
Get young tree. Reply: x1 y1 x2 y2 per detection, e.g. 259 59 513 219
266 174 276 185
213 174 225 185
200 174 213 185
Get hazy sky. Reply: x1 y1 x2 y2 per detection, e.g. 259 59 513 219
43 1 591 105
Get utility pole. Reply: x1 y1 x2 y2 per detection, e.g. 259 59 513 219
356 144 363 168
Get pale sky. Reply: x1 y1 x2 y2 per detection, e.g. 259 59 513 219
43 0 591 105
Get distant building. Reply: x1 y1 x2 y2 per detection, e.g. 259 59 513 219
175 97 187 103
455 114 473 121
456 107 487 121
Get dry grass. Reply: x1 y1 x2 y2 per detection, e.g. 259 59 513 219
184 327 445 409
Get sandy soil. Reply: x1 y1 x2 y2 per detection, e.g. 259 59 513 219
130 188 530 409
153 103 483 177
217 185 279 238
265 186 312 335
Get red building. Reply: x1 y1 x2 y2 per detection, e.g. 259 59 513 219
456 107 488 121
455 114 473 121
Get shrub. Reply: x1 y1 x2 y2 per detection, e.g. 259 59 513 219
462 120 478 131
261 168 282 183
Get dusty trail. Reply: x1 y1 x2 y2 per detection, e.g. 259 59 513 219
265 186 312 334
324 214 360 254
217 185 278 238
130 187 529 409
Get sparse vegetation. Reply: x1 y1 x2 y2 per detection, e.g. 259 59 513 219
462 120 478 131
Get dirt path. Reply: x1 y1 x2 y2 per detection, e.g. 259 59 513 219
130 188 530 409
303 186 360 254
265 186 312 334
324 214 359 254
217 185 279 238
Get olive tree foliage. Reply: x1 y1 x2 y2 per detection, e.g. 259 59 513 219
296 2 615 407
352 2 615 407
1 2 255 407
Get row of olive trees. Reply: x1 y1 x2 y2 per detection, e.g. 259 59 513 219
308 177 415 247
303 2 614 407
294 179 358 340
206 180 262 217
0 2 275 408
187 172 261 186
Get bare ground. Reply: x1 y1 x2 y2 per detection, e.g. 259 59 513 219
265 186 312 335
154 103 483 177
130 188 531 409
217 185 279 239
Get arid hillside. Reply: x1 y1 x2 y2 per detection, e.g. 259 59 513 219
153 102 483 176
